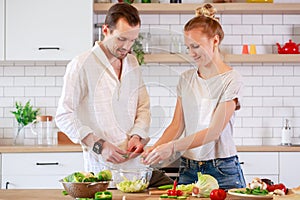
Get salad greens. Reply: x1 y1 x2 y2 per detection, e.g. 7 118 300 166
194 172 219 198
62 170 112 182
234 187 269 195
116 176 149 192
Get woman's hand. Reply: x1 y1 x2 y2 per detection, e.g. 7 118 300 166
142 142 174 165
127 135 144 159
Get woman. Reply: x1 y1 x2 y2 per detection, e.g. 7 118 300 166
142 4 246 190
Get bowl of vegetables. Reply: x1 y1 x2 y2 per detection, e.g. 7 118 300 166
112 167 153 193
60 170 112 198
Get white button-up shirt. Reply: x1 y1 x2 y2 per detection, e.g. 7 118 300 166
56 42 150 172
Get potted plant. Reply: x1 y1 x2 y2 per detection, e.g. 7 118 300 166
132 33 145 66
11 100 40 145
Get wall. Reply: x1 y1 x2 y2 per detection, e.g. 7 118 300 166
0 10 300 146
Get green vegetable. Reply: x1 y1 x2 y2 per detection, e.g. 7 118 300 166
62 190 68 195
235 187 269 196
194 172 219 198
95 191 112 200
62 170 112 183
116 176 149 192
176 184 194 192
160 194 169 198
158 184 174 190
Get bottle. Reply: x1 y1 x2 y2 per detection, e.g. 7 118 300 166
281 118 292 146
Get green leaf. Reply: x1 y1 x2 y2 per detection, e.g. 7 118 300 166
11 100 40 127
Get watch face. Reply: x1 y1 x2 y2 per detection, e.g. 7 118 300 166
93 142 102 154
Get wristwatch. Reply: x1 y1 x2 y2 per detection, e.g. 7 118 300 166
92 139 105 155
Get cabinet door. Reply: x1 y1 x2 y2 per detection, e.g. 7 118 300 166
279 152 300 188
1 152 84 189
238 152 279 183
6 0 93 60
0 0 4 60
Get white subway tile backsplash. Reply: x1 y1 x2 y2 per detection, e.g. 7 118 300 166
283 15 300 25
14 77 35 86
25 87 45 97
263 15 283 25
222 15 242 25
253 25 273 35
0 77 13 86
232 25 252 35
140 14 160 25
4 87 24 97
35 77 56 86
4 67 24 76
160 14 180 25
274 87 294 96
242 14 262 25
263 97 283 107
25 66 45 76
1 11 300 146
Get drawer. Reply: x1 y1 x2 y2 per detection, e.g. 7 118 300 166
238 152 279 175
2 175 65 189
2 152 84 176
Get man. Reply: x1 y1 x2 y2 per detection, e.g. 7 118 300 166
56 3 150 173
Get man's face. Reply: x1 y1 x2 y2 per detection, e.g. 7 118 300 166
103 18 140 59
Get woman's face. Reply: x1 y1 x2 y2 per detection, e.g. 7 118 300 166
103 18 140 59
184 28 216 66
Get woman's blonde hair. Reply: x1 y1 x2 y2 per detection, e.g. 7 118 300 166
184 4 224 43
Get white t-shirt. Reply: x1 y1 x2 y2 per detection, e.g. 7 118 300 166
56 42 150 172
177 68 243 161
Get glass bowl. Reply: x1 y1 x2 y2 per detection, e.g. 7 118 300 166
112 167 153 193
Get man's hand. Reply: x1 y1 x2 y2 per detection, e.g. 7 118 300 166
101 141 128 164
127 135 144 159
141 142 174 165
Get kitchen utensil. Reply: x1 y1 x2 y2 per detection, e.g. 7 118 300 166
30 115 56 145
112 167 153 192
276 39 300 54
60 180 110 199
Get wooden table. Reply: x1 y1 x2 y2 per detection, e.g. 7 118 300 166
0 189 272 200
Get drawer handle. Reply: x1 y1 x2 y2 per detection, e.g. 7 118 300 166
38 47 60 50
36 162 59 165
5 182 9 190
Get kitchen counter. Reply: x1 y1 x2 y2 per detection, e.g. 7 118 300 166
1 145 300 153
0 189 251 200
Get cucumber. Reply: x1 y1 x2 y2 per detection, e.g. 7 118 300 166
158 184 173 190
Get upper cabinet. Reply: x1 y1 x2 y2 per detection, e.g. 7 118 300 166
0 0 4 61
5 0 93 61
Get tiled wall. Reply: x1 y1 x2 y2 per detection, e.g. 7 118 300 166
1 11 300 146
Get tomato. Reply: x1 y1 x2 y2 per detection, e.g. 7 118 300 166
210 189 227 200
176 190 184 196
192 186 200 195
167 189 177 196
267 183 287 194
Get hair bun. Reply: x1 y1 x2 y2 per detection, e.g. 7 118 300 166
195 4 218 21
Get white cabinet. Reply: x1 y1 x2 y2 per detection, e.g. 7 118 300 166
0 0 4 60
238 152 279 184
1 152 84 189
5 0 93 60
279 152 300 188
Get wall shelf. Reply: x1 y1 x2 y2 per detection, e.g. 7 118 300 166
144 54 300 64
94 3 300 14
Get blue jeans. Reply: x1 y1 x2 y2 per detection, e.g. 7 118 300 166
178 155 246 190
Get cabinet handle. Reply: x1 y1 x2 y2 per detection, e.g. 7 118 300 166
36 162 59 165
240 162 245 165
5 182 9 189
38 47 60 50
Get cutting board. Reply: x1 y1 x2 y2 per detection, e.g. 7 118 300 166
273 194 300 200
